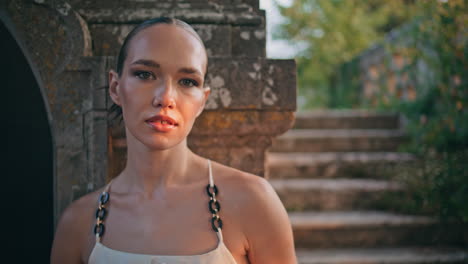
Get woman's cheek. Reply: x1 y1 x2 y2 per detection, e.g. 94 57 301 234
123 82 150 102
182 87 206 102
184 93 205 112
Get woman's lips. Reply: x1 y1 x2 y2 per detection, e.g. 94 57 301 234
146 120 177 132
145 115 178 132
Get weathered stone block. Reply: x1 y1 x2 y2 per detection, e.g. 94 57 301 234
270 129 407 153
292 110 400 130
55 146 87 217
291 211 465 248
270 178 404 211
206 59 262 109
266 152 415 179
52 101 84 149
84 110 108 188
259 59 296 110
191 110 295 136
231 25 266 58
108 110 294 177
206 58 296 110
77 4 262 25
65 57 110 110
241 0 259 9
193 24 232 57
89 24 134 56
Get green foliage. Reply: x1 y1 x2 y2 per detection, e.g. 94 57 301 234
276 0 418 108
390 0 468 224
392 151 468 223
382 0 468 154
379 0 468 224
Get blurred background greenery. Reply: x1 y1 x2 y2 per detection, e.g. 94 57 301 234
273 0 467 224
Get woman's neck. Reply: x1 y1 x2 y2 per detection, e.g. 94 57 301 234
118 130 201 196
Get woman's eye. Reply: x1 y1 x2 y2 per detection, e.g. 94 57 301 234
134 71 154 80
180 78 199 87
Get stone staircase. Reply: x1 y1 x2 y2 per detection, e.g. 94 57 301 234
266 110 468 264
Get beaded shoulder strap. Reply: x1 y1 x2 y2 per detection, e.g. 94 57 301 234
206 159 223 233
94 180 113 243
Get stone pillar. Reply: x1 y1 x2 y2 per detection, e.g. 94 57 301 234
73 0 297 178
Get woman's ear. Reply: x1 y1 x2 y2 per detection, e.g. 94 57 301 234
109 70 122 106
196 87 211 118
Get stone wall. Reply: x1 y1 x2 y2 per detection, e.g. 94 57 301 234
1 0 296 225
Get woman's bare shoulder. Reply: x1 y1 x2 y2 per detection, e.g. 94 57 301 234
50 187 105 263
212 161 296 263
58 188 104 228
212 161 273 198
211 161 282 219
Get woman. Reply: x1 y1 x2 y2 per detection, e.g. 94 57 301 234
50 17 297 264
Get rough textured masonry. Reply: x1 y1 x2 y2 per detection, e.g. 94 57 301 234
1 0 296 225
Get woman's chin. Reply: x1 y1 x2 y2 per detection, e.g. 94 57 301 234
124 126 188 151
138 136 185 151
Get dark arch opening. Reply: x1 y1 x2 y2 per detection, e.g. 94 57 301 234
2 20 53 261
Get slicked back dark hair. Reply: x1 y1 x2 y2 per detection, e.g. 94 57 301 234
116 17 206 76
110 17 207 122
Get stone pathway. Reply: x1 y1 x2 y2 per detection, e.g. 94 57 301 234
266 110 467 264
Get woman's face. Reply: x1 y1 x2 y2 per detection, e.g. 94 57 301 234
109 24 210 150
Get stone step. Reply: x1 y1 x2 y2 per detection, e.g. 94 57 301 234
270 129 407 152
290 211 466 248
266 152 415 179
270 178 404 211
296 247 468 264
294 110 400 130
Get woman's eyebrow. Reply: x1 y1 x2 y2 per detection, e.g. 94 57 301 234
178 67 203 77
130 59 160 68
130 59 202 77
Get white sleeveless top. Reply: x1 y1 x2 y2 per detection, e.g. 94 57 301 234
88 159 238 264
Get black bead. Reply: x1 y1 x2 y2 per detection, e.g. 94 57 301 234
211 216 223 232
99 192 109 204
95 207 107 220
209 199 221 214
94 223 105 237
206 184 218 197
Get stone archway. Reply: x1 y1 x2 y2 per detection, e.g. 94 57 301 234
1 1 107 232
2 19 54 261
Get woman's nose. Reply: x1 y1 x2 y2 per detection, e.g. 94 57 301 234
153 78 176 109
